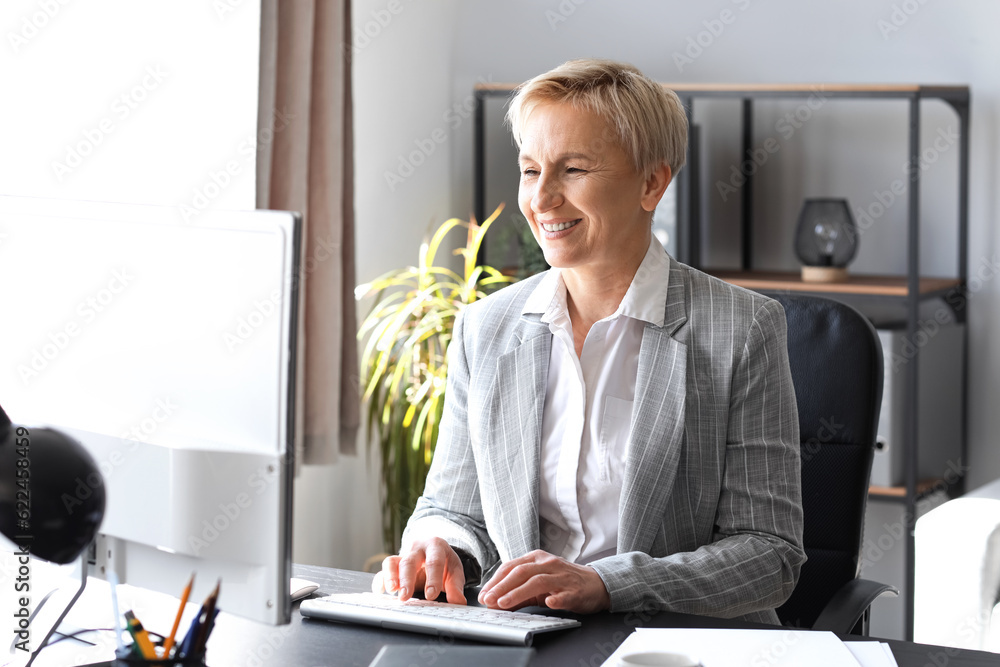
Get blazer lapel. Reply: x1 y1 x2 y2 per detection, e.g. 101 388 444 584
619 262 689 554
482 315 550 561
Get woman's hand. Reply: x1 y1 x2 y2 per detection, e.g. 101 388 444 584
477 550 611 613
371 537 468 604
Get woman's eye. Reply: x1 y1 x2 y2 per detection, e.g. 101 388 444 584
521 168 538 177
566 167 585 173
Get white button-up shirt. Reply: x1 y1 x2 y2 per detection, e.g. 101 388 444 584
522 238 670 564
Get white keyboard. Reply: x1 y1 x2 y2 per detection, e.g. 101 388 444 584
299 592 581 646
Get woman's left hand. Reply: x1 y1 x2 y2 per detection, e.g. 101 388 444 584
477 550 611 613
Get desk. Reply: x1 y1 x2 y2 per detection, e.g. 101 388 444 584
21 564 1000 667
195 565 1000 667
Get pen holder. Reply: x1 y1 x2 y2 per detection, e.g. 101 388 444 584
111 646 206 667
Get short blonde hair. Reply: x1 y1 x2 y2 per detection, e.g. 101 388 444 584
505 59 688 176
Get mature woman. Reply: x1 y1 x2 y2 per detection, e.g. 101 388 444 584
375 59 805 624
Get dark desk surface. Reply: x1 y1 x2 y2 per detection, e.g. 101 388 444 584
201 564 1000 667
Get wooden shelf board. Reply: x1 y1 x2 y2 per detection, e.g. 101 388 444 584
707 271 960 297
476 82 519 92
475 82 969 98
869 479 943 498
665 83 921 93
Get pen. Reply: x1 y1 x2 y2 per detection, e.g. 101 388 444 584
177 609 203 659
193 580 221 656
161 573 194 658
124 610 157 659
200 608 220 653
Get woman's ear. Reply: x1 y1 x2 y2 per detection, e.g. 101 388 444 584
641 163 673 213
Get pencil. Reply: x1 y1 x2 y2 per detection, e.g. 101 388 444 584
161 573 194 658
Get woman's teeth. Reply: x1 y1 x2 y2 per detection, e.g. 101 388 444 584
541 220 579 232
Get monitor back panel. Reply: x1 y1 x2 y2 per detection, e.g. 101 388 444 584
0 196 299 624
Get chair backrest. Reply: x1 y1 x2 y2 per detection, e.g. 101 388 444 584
773 294 884 628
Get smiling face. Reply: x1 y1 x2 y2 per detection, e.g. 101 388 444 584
517 102 669 284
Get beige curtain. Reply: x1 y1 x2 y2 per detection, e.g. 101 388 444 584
256 0 359 463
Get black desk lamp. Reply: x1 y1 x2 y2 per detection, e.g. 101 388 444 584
0 403 107 666
794 198 859 283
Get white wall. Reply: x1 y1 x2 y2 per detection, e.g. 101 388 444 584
352 2 1000 522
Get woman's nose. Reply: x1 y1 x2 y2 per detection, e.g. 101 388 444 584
531 173 562 213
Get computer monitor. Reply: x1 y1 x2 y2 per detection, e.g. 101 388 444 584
0 196 300 626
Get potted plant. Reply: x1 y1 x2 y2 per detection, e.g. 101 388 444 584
356 206 517 553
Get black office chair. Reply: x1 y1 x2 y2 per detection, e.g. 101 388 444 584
772 294 898 635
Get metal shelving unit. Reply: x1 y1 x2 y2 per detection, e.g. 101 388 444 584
672 84 969 641
473 82 971 641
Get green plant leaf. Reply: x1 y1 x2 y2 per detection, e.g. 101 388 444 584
356 205 522 552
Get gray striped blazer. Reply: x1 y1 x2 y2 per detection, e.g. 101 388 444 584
403 255 805 624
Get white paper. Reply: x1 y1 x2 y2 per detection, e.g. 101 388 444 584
844 641 899 667
601 628 863 667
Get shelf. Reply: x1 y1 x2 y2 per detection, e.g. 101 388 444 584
474 82 970 102
869 479 944 500
707 271 961 298
662 83 966 94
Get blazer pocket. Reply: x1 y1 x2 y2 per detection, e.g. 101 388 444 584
598 395 633 484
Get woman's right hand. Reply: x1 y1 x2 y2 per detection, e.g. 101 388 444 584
371 537 468 604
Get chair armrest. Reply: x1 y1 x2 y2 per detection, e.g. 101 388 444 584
812 578 899 634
